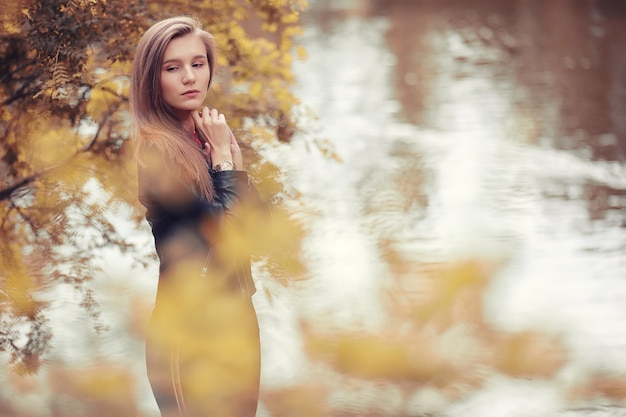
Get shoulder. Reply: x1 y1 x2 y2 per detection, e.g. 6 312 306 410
137 141 164 169
137 142 186 203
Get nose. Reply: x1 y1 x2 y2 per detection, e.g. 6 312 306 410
182 66 196 84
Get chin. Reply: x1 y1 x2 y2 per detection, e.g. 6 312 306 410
176 103 202 112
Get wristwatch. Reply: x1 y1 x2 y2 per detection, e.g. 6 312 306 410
212 160 235 172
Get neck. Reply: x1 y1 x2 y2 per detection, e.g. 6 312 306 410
177 111 195 134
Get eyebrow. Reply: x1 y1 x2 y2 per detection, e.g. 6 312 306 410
162 55 208 65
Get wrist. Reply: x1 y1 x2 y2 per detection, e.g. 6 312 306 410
211 149 232 163
211 160 235 172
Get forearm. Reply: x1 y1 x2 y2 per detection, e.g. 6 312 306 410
211 170 249 211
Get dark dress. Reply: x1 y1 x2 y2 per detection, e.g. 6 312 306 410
138 146 261 417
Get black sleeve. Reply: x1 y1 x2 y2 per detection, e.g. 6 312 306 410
137 145 259 260
210 170 252 216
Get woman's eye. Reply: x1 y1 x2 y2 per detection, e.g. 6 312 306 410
165 66 178 72
192 62 204 68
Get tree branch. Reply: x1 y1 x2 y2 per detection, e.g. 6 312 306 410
0 94 127 202
0 59 38 84
0 73 41 107
0 175 38 202
81 99 122 152
13 203 44 240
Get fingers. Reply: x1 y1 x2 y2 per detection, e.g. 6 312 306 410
229 130 241 157
191 109 202 126
202 107 212 123
193 108 229 139
228 129 244 169
195 107 227 124
229 128 238 146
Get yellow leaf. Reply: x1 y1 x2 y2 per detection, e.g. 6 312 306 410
249 81 264 100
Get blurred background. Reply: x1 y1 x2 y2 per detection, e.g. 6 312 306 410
257 1 626 416
2 0 626 416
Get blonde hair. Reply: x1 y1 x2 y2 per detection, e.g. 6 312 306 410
131 16 217 200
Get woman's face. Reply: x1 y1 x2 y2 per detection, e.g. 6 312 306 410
160 33 211 120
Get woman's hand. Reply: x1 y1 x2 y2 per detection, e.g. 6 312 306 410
230 128 244 170
191 107 233 167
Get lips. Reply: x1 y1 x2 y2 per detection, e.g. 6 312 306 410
182 89 200 96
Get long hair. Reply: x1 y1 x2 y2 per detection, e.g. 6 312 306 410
130 16 217 201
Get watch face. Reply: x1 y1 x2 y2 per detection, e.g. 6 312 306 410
214 160 234 171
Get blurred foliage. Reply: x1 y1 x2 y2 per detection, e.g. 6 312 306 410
0 0 308 375
303 261 572 413
146 259 262 417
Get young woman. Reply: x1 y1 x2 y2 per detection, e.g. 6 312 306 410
130 16 261 417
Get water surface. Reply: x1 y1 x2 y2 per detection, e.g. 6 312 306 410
256 1 626 415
